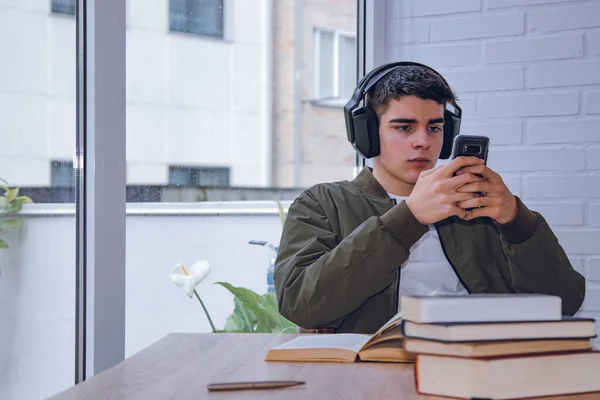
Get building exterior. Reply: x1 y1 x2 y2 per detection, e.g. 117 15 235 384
272 0 357 187
0 0 358 195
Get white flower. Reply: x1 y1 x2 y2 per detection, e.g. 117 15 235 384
169 260 211 298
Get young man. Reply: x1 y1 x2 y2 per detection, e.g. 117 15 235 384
274 63 585 334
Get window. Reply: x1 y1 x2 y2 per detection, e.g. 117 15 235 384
313 28 357 103
2 2 77 398
51 161 74 187
51 0 76 15
169 166 230 187
169 0 224 38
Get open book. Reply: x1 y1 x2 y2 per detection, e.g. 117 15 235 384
265 312 415 363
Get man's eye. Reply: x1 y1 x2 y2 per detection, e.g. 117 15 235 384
429 126 443 132
395 125 411 132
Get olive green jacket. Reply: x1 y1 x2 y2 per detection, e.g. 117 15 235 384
274 167 585 334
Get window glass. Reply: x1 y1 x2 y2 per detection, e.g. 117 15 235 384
0 2 76 398
125 0 358 356
169 0 224 38
52 0 76 15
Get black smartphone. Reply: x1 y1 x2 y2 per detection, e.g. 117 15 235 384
451 135 490 212
450 135 490 164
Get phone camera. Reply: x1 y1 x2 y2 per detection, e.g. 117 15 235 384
463 144 482 155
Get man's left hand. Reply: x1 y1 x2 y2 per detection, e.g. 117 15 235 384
454 164 518 224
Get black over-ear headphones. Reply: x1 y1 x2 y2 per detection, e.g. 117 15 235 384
344 61 462 160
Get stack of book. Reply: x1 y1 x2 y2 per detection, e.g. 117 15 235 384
401 294 600 399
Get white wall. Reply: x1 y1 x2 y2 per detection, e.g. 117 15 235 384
0 204 283 400
0 0 270 187
386 0 600 322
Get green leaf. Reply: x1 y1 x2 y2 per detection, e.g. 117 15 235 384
0 178 7 185
6 198 26 214
261 293 296 331
223 313 248 332
0 219 22 229
215 282 266 321
16 196 33 204
0 239 8 249
6 188 18 204
231 297 256 331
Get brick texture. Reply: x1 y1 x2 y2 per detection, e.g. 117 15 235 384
587 258 600 281
592 32 600 56
527 202 585 226
479 92 579 118
404 43 480 67
442 67 524 93
591 204 600 227
485 35 583 63
530 61 600 88
529 120 600 144
555 230 600 255
488 149 585 172
587 91 600 114
405 0 481 17
460 122 522 145
488 0 572 8
431 14 524 42
591 147 600 169
526 176 600 198
395 0 600 315
530 4 600 32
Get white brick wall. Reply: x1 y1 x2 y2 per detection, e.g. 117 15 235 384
591 32 600 55
392 0 600 318
587 91 600 114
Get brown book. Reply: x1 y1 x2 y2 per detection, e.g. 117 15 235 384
265 312 414 363
404 337 593 358
416 350 600 399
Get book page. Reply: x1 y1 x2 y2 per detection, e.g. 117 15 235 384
362 311 404 350
272 334 371 353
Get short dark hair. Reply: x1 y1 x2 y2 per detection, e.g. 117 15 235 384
366 65 457 117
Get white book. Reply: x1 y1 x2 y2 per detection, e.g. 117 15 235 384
401 294 562 323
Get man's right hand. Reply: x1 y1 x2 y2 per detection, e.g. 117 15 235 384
405 157 486 225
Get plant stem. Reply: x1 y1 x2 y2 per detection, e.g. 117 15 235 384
193 290 217 333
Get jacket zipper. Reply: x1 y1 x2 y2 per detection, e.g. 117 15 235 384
434 224 471 294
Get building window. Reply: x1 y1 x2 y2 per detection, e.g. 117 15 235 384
51 161 74 187
169 0 224 38
313 28 357 103
51 0 75 15
169 166 230 187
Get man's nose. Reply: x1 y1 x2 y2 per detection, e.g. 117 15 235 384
412 129 431 149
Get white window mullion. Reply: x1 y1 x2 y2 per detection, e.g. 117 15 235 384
314 29 321 98
77 0 127 382
333 31 340 98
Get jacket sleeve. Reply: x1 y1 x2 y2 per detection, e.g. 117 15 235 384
273 192 428 330
495 196 586 315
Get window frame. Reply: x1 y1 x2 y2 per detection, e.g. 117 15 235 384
313 26 357 106
52 0 76 15
168 0 225 39
168 166 231 187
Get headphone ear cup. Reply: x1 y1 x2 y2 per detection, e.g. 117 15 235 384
440 110 461 159
351 106 380 158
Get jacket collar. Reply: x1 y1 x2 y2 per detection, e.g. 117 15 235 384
352 166 393 202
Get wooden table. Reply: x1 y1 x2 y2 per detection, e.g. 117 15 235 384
51 333 600 400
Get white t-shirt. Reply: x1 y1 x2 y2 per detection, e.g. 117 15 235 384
388 194 468 312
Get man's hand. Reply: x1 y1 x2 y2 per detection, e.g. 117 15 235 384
455 163 518 224
405 157 486 225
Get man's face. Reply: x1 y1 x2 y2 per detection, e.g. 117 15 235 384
374 95 445 187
